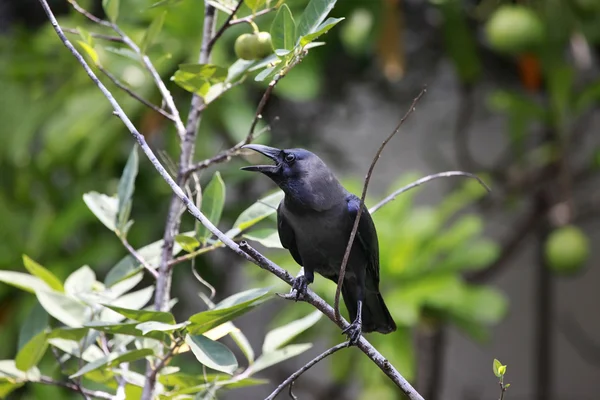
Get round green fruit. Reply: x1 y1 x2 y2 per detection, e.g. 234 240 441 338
254 32 273 59
544 225 590 275
485 5 544 54
234 33 257 61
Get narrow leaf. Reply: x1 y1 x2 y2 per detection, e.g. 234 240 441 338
175 234 200 253
251 343 312 373
271 4 296 51
262 311 321 353
48 327 89 341
227 191 284 238
243 0 266 13
22 255 63 292
0 271 51 294
140 11 166 53
185 334 238 375
70 349 153 379
296 0 338 39
83 192 119 232
243 228 282 248
102 0 120 22
197 172 226 244
299 17 344 47
135 321 188 335
15 331 48 372
117 146 138 233
103 304 175 324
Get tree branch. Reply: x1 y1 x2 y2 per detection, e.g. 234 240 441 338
369 171 490 214
38 376 113 399
264 341 350 400
333 87 427 323
207 0 244 53
38 2 423 398
119 235 159 279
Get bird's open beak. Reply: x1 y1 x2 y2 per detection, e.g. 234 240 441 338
240 144 282 174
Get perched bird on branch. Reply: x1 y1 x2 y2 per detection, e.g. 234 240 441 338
241 144 396 343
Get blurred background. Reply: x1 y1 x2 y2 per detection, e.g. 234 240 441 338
1 0 599 399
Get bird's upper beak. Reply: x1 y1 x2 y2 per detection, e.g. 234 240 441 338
240 144 282 174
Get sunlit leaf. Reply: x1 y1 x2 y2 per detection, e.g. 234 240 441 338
187 288 271 335
243 228 282 248
262 311 321 353
101 286 155 322
296 0 338 39
22 255 63 292
64 265 96 296
0 271 51 294
47 338 105 362
117 146 139 234
15 331 48 372
70 349 153 379
175 234 200 253
271 4 296 51
0 360 40 382
83 192 118 232
36 290 89 328
185 334 238 375
227 191 283 238
172 64 227 95
77 41 100 65
197 172 226 244
244 0 266 13
493 358 502 378
299 17 343 47
140 11 166 53
251 343 312 373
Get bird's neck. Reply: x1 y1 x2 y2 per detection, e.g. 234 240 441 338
281 175 346 212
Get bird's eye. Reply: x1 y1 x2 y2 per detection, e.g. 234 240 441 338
285 153 296 163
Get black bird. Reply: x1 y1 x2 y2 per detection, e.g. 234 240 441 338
241 144 397 343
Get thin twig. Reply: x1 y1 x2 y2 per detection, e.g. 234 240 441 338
207 0 244 53
265 342 349 400
64 27 123 42
68 0 111 26
167 242 222 267
369 171 490 214
120 235 159 279
185 56 303 176
39 376 113 399
38 3 423 398
333 87 427 323
99 65 175 121
229 8 274 26
147 337 185 382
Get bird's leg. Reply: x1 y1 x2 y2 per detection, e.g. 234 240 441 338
291 268 313 301
342 300 363 345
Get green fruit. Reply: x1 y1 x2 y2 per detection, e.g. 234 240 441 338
485 5 544 54
254 32 273 59
544 225 590 275
234 33 257 61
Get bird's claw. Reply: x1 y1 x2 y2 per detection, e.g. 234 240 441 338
291 275 308 301
342 321 362 345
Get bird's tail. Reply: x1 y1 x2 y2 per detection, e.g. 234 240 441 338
342 285 397 334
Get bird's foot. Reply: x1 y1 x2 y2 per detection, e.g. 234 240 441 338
291 275 309 301
342 319 362 345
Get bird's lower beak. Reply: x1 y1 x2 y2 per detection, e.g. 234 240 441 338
240 144 282 174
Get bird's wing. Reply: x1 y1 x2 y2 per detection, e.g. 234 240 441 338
346 194 380 284
277 201 303 266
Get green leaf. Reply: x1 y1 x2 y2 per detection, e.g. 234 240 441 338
172 64 228 95
262 311 321 353
296 0 338 39
47 338 105 362
254 66 276 82
64 265 96 296
243 228 282 248
230 329 255 365
0 382 24 398
185 334 238 375
77 41 100 65
117 146 139 233
243 0 266 13
159 373 267 393
493 358 502 378
251 343 312 373
36 290 89 328
0 271 51 294
77 26 93 45
107 272 143 298
48 327 89 341
197 172 226 244
22 255 63 292
498 365 507 376
15 331 48 372
0 360 40 382
271 4 296 51
83 192 119 232
175 234 200 252
187 288 271 335
18 303 49 351
103 304 175 324
101 287 155 322
141 11 166 53
227 191 284 238
135 321 188 335
227 59 255 82
70 349 153 379
102 0 120 22
299 17 343 47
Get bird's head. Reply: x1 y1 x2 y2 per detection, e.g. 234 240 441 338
240 144 344 209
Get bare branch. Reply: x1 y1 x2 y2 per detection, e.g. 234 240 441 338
98 65 175 121
207 0 244 53
119 235 159 279
369 171 490 214
230 7 275 26
38 2 423 398
333 88 427 323
147 337 185 382
38 376 113 399
265 342 350 400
